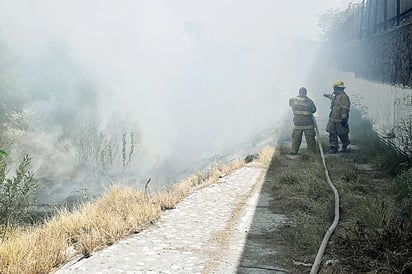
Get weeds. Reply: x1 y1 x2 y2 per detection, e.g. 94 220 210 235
350 108 411 175
331 216 412 273
279 173 300 185
318 110 412 273
393 168 412 217
72 119 140 171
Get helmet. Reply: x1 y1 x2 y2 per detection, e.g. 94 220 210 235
333 80 345 88
299 87 307 95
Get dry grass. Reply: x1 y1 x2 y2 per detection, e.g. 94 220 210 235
0 156 249 274
0 185 161 273
257 146 275 168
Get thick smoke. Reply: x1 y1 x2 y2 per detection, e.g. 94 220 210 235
0 0 353 201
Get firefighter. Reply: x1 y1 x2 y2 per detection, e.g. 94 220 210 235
289 87 317 155
323 80 351 153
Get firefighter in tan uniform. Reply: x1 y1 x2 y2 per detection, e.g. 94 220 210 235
289 87 317 155
323 80 351 153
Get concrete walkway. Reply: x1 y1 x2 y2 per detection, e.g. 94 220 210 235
56 166 273 274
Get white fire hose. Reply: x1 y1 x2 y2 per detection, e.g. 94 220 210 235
310 117 340 274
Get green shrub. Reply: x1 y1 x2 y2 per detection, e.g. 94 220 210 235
0 154 38 239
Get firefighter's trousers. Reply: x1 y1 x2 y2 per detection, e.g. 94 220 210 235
326 121 350 149
291 127 316 154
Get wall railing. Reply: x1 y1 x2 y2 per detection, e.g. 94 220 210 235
335 0 412 42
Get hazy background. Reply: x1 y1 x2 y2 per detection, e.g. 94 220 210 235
0 0 354 201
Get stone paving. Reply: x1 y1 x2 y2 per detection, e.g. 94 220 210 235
56 166 264 274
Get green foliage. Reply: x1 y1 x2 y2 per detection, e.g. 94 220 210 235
0 154 38 239
0 150 6 171
393 168 412 216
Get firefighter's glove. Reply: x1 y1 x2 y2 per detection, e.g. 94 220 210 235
341 119 348 127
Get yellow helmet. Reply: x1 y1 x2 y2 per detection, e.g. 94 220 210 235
333 80 345 88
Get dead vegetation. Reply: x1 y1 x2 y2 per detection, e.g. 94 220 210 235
0 154 250 273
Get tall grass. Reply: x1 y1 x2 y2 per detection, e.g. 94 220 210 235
258 146 275 168
0 154 251 274
0 186 161 273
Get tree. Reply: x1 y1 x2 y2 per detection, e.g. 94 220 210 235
318 2 361 39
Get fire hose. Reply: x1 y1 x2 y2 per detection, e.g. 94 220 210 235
310 117 340 274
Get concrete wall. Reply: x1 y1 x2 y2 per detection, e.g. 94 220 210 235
321 65 412 135
305 43 412 137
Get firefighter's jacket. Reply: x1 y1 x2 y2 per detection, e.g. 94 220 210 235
289 95 317 129
325 92 350 122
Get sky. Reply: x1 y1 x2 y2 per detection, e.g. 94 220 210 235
0 0 356 188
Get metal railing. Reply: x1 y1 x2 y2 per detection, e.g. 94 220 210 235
336 0 412 42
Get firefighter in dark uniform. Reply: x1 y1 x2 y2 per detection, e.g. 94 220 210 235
323 80 351 153
289 87 317 155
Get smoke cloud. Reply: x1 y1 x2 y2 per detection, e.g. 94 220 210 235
0 0 354 200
